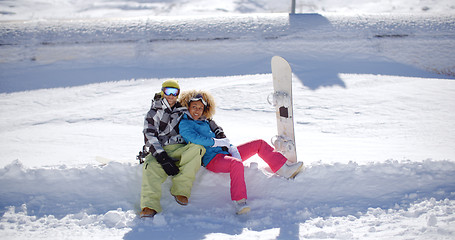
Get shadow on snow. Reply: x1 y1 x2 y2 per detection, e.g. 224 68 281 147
1 13 454 93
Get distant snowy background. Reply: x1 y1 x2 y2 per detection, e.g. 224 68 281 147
1 0 455 20
1 0 455 239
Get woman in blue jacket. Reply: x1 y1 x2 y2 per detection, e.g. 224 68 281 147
178 90 303 214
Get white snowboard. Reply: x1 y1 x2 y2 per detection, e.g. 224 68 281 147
269 56 297 163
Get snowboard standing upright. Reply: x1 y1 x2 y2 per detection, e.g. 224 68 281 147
269 56 297 163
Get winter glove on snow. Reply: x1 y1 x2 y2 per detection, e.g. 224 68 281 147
212 138 230 147
228 145 242 160
155 152 179 176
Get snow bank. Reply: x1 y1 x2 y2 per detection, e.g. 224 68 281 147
0 160 142 218
1 159 454 239
299 198 455 239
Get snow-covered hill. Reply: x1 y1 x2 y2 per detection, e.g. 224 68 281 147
1 0 455 239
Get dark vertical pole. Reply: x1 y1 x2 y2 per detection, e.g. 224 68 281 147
291 0 296 14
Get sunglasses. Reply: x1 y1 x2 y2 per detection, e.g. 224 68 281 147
162 87 180 96
189 94 208 107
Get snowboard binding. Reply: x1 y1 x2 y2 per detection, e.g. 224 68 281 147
267 91 291 108
271 135 296 155
136 145 148 164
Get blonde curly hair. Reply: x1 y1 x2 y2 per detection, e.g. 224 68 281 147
179 90 216 119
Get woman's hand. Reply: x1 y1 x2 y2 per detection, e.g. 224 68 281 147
212 138 230 147
228 145 242 160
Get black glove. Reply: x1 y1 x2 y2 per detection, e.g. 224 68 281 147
209 119 229 151
155 152 180 176
215 132 226 139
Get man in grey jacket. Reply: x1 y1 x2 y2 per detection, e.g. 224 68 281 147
140 79 205 218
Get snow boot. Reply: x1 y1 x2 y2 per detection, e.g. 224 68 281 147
174 195 188 206
140 207 157 218
233 198 251 215
276 161 303 179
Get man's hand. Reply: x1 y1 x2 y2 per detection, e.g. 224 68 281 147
155 152 179 176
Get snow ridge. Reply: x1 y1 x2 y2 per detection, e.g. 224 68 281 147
1 159 454 225
1 159 454 239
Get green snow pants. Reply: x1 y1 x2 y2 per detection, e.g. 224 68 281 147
140 143 205 213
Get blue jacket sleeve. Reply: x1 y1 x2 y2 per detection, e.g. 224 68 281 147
179 119 215 147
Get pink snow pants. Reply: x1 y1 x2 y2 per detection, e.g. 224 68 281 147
205 139 287 201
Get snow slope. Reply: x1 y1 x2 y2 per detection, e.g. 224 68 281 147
1 73 455 239
1 0 455 239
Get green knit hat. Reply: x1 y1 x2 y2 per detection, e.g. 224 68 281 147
161 79 180 89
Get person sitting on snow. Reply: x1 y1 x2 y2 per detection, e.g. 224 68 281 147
139 80 206 218
178 90 303 215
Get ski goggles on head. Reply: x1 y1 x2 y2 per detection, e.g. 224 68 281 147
162 87 180 96
189 94 208 107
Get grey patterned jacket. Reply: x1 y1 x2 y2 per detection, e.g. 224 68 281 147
143 94 187 157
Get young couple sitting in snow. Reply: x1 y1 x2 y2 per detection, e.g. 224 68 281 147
139 79 303 218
